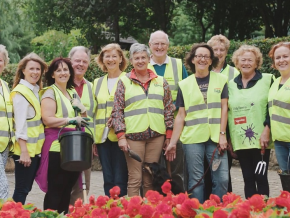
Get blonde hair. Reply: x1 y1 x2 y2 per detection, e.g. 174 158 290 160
207 34 230 51
13 53 48 89
95 43 128 72
232 45 263 70
0 44 9 67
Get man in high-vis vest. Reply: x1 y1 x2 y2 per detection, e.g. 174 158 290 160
148 30 188 191
68 46 96 204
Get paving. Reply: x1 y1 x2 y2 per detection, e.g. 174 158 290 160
7 166 283 209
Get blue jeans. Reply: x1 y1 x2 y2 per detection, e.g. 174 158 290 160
183 140 228 203
274 141 290 172
12 155 40 204
97 139 128 196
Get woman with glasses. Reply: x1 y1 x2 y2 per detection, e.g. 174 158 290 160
165 43 228 203
228 45 273 199
268 42 290 178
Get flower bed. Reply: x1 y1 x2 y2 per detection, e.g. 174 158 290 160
1 181 290 218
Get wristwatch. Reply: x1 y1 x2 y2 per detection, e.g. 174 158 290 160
220 131 226 135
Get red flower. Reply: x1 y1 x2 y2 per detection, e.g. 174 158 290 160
108 207 122 218
279 191 290 199
175 198 199 218
120 197 129 210
89 195 95 205
266 198 276 207
139 205 155 218
209 194 221 204
74 198 83 207
162 194 173 206
125 202 141 217
161 180 172 194
222 192 242 206
91 208 107 217
156 202 172 214
196 213 210 218
74 207 86 217
213 209 228 218
109 186 121 199
229 201 250 218
146 190 163 205
161 215 175 218
96 195 110 207
248 194 266 212
69 205 74 213
172 193 188 206
203 199 217 209
276 197 290 211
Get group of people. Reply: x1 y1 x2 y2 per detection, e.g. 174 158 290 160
0 30 290 214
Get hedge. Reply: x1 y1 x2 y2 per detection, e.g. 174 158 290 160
2 36 290 89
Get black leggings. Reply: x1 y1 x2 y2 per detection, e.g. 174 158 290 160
44 152 80 214
236 148 270 199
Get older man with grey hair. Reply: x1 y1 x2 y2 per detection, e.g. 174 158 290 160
68 46 96 204
148 30 188 192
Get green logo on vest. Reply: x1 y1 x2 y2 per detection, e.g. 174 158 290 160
214 88 221 93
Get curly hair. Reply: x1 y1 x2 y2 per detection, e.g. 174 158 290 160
207 34 230 51
232 45 263 70
0 44 9 67
13 53 47 89
268 42 290 68
96 43 128 72
45 57 75 89
185 43 219 73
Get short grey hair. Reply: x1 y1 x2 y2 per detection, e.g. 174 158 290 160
149 30 169 43
0 44 9 66
68 46 91 62
129 43 150 59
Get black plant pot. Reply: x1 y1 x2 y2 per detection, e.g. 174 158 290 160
279 173 290 192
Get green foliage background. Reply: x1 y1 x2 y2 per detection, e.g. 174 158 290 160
2 36 290 89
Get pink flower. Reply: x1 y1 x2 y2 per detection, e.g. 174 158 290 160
108 207 121 218
139 205 155 218
213 209 228 218
96 195 109 207
89 195 95 205
156 202 172 214
146 190 163 205
248 194 266 212
161 180 172 194
175 198 199 218
209 194 221 204
109 186 121 199
172 193 188 206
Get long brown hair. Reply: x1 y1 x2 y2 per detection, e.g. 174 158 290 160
12 53 47 89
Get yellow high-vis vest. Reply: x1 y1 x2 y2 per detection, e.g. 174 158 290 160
148 57 182 101
121 74 166 134
268 76 290 142
179 72 227 144
11 84 44 157
80 79 96 134
40 84 77 151
93 72 126 143
221 64 240 82
0 79 15 152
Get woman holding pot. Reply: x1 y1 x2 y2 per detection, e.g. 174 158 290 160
93 43 128 197
0 45 14 200
165 43 229 203
111 43 174 197
10 53 47 204
36 57 88 213
228 45 273 199
268 42 290 178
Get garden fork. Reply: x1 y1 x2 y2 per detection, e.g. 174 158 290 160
255 147 266 175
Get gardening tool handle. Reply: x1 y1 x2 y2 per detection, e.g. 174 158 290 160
73 94 81 131
261 147 265 155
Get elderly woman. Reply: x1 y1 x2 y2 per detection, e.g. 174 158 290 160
165 43 228 203
111 43 174 197
93 43 128 197
268 42 290 177
36 57 88 213
10 53 47 204
228 45 273 199
0 45 14 200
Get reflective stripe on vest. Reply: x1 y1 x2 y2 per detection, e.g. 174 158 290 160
148 57 182 101
121 74 166 134
11 84 44 157
0 79 15 152
93 72 126 143
81 79 95 130
179 72 227 144
221 65 240 82
228 66 234 81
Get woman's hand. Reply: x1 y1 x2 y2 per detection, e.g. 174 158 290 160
118 138 130 152
260 125 270 149
71 98 87 114
93 143 98 156
218 134 227 154
164 142 176 161
19 150 31 167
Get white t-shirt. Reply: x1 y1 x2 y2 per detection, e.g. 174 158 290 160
107 77 119 94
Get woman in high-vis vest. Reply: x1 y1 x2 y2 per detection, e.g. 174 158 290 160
165 43 228 203
268 42 290 177
0 45 14 200
111 43 174 197
10 53 47 204
229 45 273 199
93 43 128 197
37 57 88 214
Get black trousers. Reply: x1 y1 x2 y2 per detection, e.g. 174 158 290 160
44 152 80 214
12 155 40 204
236 148 270 199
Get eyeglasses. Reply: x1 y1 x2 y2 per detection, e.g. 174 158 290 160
194 55 211 60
